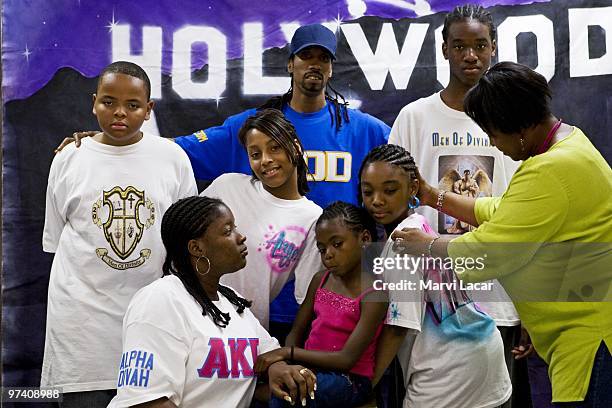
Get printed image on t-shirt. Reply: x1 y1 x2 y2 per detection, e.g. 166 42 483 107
259 224 307 274
91 185 156 270
437 155 494 234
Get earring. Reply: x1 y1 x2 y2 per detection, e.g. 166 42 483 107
195 256 211 276
520 137 525 152
408 195 420 209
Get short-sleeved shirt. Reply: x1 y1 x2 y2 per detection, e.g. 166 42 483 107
108 275 280 408
202 173 323 327
383 214 512 408
389 92 520 326
449 128 612 402
41 135 197 392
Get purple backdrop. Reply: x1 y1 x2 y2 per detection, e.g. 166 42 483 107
2 0 611 404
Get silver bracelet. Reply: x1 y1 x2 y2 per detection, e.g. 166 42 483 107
436 190 446 212
427 236 440 257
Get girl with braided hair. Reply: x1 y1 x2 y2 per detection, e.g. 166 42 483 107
109 196 316 408
254 201 388 408
360 144 511 407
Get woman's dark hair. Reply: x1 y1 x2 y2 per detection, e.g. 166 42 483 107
464 61 552 135
98 61 151 100
357 144 418 204
257 56 349 132
316 201 378 241
161 196 251 328
442 4 496 42
238 109 309 196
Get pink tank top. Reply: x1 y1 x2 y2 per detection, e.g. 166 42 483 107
304 271 383 379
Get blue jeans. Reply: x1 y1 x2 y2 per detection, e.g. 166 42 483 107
528 351 553 408
553 341 611 407
269 370 372 408
375 358 405 408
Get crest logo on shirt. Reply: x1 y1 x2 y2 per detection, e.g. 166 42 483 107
91 186 155 270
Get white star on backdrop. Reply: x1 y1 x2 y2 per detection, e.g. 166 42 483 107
333 13 344 31
214 95 225 108
22 44 32 62
106 10 119 33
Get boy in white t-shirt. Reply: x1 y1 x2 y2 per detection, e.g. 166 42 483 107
388 5 528 406
41 61 197 407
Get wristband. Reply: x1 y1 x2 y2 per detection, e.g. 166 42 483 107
436 190 446 212
427 236 440 257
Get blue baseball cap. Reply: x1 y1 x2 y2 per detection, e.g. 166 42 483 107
290 24 337 60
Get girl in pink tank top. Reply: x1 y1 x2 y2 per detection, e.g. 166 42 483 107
255 201 388 407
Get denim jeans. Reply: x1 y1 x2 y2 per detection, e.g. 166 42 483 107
269 370 372 408
375 357 405 408
528 352 553 408
553 341 611 408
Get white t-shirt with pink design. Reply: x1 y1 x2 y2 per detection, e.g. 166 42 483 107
202 173 323 328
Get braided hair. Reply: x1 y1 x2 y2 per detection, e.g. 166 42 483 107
442 4 496 42
357 144 418 205
316 201 378 241
257 61 350 131
161 196 252 328
238 109 309 196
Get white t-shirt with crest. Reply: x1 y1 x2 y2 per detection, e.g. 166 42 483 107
42 135 196 392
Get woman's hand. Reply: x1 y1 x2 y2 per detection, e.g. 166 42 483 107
268 362 317 406
414 168 438 208
254 346 289 375
390 228 434 255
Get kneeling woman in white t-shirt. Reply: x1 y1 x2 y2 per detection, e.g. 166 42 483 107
108 196 316 408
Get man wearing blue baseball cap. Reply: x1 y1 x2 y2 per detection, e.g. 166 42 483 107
290 23 338 58
58 22 390 368
62 23 388 206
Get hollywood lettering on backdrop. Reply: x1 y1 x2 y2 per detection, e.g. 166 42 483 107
2 0 611 395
